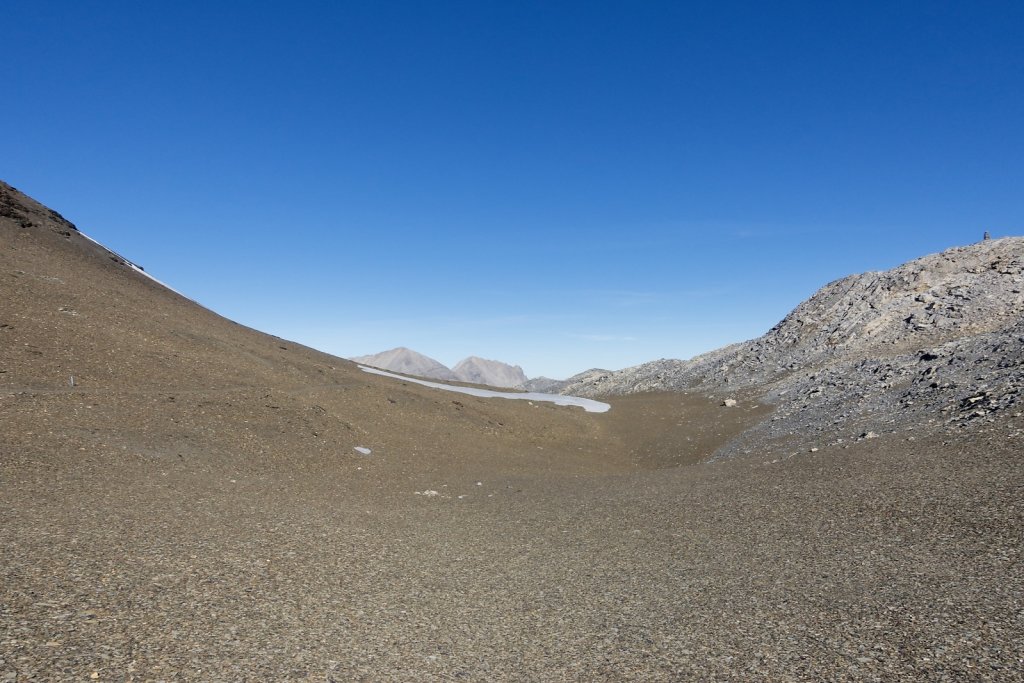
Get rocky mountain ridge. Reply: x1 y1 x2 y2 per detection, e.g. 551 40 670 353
562 238 1024 456
350 347 458 382
352 347 527 388
520 368 611 394
451 356 527 388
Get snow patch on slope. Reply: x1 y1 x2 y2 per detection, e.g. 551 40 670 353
79 231 191 300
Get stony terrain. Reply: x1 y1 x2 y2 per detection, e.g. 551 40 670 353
563 238 1024 456
3 181 1023 681
518 375 572 393
521 369 610 394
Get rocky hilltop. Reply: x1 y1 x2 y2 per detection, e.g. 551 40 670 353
564 238 1024 455
520 368 611 394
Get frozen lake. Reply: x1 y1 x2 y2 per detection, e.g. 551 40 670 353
358 365 611 413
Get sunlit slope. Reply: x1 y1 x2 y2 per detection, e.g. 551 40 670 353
0 180 629 481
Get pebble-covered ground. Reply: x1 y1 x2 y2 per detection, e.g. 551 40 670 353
3 183 1023 680
3 395 1022 681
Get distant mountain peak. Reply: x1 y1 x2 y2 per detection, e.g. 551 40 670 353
350 347 457 381
350 348 529 388
451 356 527 388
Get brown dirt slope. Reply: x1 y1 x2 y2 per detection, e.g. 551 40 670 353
2 182 1022 681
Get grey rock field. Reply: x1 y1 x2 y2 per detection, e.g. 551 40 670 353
564 238 1024 455
517 375 570 393
3 181 1023 681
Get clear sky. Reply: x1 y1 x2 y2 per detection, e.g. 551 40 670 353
5 1 1022 379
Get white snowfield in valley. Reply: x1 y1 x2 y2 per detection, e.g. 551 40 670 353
358 365 611 413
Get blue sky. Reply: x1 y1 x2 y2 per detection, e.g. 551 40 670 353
5 1 1022 378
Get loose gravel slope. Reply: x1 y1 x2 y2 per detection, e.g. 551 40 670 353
2 182 1022 681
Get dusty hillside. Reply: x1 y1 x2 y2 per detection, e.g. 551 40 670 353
3 182 1023 681
1 181 638 480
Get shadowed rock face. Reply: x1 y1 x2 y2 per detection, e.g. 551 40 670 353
0 181 78 233
351 347 458 381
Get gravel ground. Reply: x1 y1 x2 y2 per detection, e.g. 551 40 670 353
3 182 1023 681
3 404 1022 681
